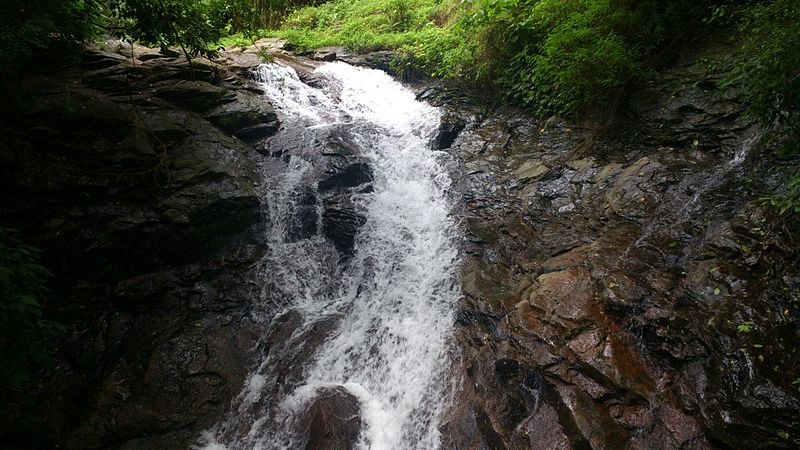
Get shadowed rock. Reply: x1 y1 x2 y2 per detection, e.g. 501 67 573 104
323 196 367 255
431 114 466 150
204 91 279 144
0 44 279 449
319 162 373 192
301 387 361 450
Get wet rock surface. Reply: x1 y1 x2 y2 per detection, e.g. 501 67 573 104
439 38 800 449
1 43 389 448
323 196 368 255
0 43 281 448
300 387 362 450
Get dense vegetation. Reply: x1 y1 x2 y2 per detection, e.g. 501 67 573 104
0 0 104 76
2 0 796 124
274 0 798 121
722 0 799 215
0 0 313 77
0 228 56 389
273 0 800 207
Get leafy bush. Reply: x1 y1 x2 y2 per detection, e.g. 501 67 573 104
0 0 320 71
0 0 104 78
764 173 800 216
274 0 445 50
497 0 645 115
409 0 708 116
725 0 800 130
723 0 800 217
112 0 231 55
0 227 61 389
202 0 321 34
275 0 711 116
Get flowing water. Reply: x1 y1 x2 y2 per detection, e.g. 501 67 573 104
616 128 761 263
198 61 462 449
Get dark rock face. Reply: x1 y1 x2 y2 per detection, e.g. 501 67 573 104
205 92 280 144
292 187 321 241
439 38 800 449
316 138 372 255
311 50 338 62
319 162 374 192
268 117 373 255
151 79 237 111
0 42 281 449
323 196 368 255
337 51 395 75
431 113 467 150
301 387 361 450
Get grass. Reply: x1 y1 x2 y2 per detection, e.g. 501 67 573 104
219 0 457 52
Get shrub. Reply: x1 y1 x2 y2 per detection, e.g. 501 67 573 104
112 0 230 55
724 0 800 217
498 0 644 115
764 172 800 216
0 0 104 79
394 0 709 116
0 227 61 389
725 0 800 131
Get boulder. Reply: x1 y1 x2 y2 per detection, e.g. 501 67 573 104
302 387 361 450
151 79 236 112
515 160 549 184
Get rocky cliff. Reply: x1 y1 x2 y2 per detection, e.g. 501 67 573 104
0 43 281 448
434 38 800 449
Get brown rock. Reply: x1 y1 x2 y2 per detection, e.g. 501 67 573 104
541 244 594 272
527 267 596 326
521 404 571 450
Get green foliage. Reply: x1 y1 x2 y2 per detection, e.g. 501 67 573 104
724 0 800 129
276 0 710 116
763 172 800 216
230 0 323 30
0 0 320 71
724 0 800 218
0 0 104 78
1 0 796 123
415 0 707 116
737 321 755 333
497 0 645 115
0 228 63 390
112 0 230 55
270 0 446 51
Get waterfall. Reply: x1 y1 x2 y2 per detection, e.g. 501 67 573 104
198 61 462 450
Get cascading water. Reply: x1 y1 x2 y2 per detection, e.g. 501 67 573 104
198 60 462 449
616 127 762 264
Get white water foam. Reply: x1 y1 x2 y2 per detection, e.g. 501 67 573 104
198 61 461 450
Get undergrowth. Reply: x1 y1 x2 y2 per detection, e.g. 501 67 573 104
260 0 712 117
722 0 800 218
0 227 63 390
267 0 451 51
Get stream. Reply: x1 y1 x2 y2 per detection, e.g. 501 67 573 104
198 61 463 449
